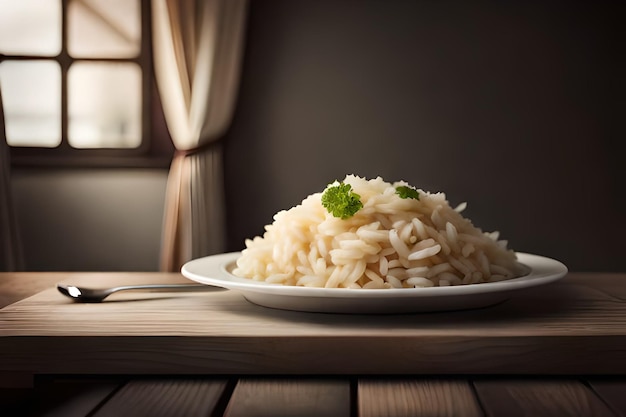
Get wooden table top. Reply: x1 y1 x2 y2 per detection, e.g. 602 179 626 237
1 271 626 416
1 271 626 377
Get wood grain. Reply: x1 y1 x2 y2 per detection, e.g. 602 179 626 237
358 379 483 417
588 380 626 416
473 379 616 417
0 272 186 309
1 273 626 377
0 378 122 417
92 379 228 417
4 273 626 337
224 379 351 417
3 377 626 417
0 272 62 309
29 378 123 417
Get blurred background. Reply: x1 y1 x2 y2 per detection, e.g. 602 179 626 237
6 0 625 272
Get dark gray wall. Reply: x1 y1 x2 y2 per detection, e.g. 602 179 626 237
10 0 624 272
12 169 167 271
224 0 625 271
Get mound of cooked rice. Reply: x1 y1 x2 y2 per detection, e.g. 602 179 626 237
233 175 527 289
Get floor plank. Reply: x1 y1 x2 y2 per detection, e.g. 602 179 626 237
358 379 483 417
33 379 122 417
588 380 626 417
473 379 617 417
0 387 36 417
0 378 123 417
92 378 228 417
224 379 351 417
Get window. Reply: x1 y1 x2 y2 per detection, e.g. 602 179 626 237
0 0 169 166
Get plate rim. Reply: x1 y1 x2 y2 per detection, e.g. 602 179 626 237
181 252 568 299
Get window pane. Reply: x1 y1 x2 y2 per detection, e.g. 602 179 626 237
68 62 142 149
0 0 61 56
0 61 61 147
68 0 141 58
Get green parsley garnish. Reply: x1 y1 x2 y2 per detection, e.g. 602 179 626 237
321 182 363 219
395 185 420 200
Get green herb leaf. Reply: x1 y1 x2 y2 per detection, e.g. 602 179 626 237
395 185 420 200
321 182 363 219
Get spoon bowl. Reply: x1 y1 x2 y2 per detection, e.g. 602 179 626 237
57 283 216 303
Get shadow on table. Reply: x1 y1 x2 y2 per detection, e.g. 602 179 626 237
209 281 595 330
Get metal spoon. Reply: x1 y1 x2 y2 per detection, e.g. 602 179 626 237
57 283 215 303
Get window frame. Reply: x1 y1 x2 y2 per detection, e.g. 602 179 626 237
1 0 173 168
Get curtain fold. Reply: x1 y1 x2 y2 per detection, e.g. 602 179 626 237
153 0 248 271
0 86 24 271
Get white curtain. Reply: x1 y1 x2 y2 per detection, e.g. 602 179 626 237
152 0 248 271
0 86 23 271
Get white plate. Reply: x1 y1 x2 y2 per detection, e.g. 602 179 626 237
181 252 567 314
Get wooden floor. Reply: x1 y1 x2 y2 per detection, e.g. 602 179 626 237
2 376 626 417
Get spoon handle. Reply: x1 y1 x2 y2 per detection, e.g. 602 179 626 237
57 283 219 303
110 284 209 292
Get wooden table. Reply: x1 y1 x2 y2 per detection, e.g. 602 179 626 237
1 271 625 416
